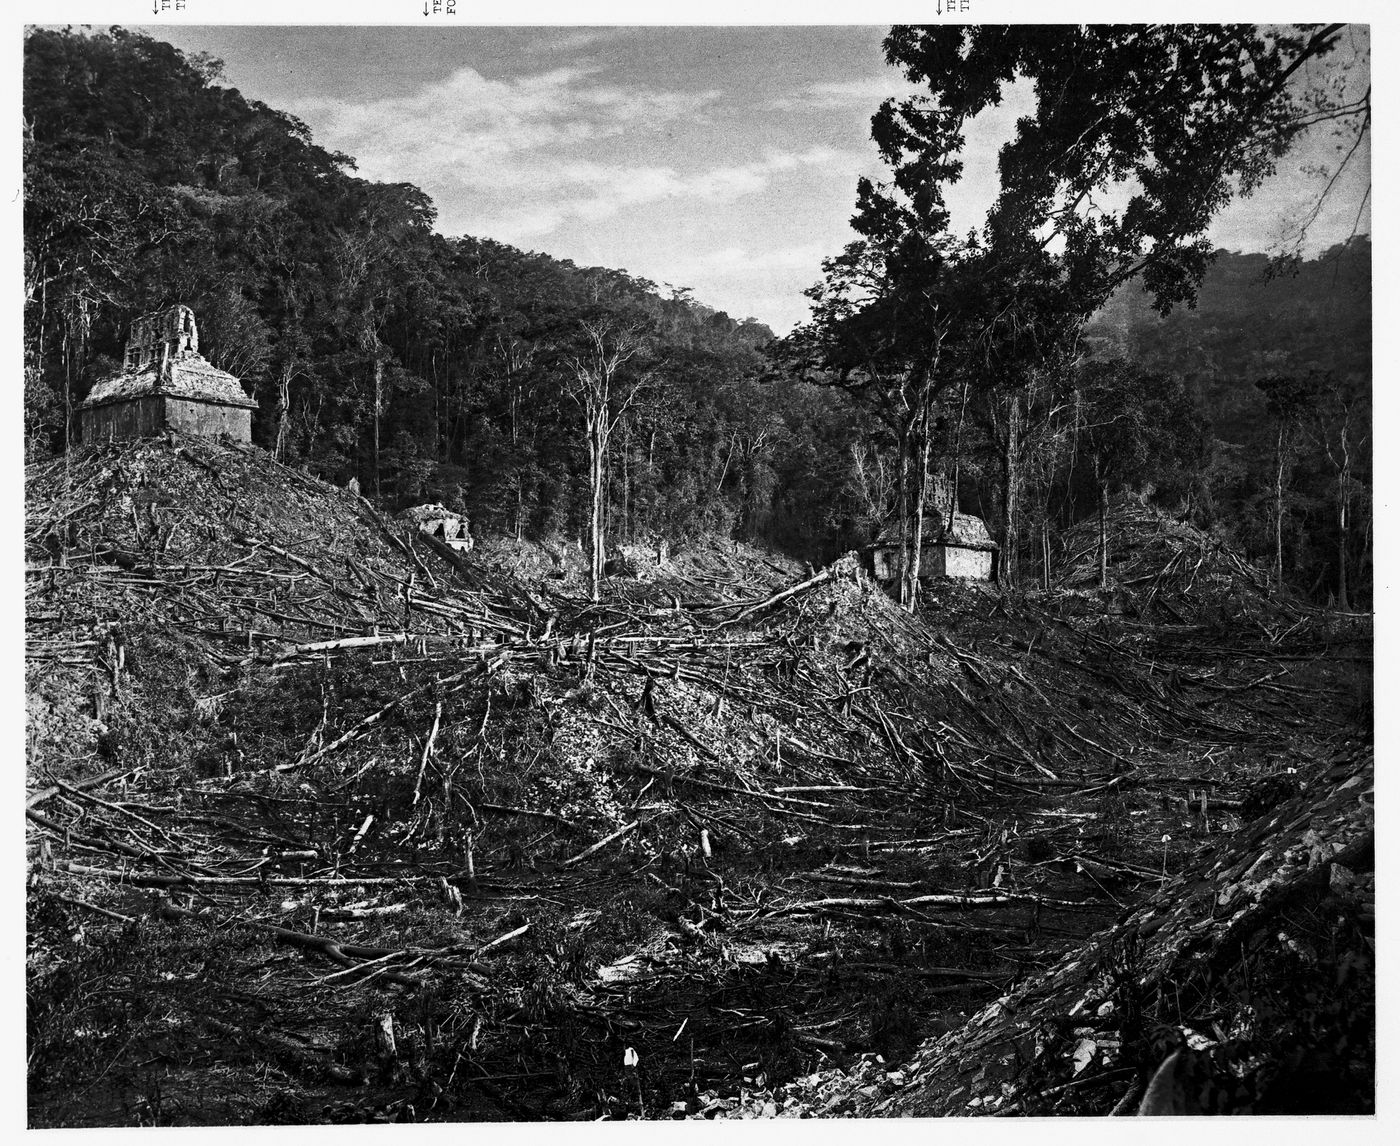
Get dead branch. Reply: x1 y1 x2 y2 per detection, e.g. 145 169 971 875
27 766 135 809
766 889 1095 918
479 802 578 830
412 700 443 806
561 821 638 867
285 661 491 772
727 566 832 624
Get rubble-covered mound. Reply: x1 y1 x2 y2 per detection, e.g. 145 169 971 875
827 737 1374 1117
26 438 1372 1125
25 435 533 784
1053 501 1290 625
463 530 802 612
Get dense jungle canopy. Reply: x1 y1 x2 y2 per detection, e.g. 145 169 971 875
23 25 1371 605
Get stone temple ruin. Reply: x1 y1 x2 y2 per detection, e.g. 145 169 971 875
400 504 473 553
864 508 999 586
860 470 1000 585
78 305 258 443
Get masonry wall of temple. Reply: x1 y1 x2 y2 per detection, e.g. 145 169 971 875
81 395 255 443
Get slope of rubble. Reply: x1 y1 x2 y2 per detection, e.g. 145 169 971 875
1053 499 1288 625
25 436 1372 1125
772 739 1373 1118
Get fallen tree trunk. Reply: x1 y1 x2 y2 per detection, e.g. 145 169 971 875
728 566 832 624
561 821 638 867
767 890 1096 918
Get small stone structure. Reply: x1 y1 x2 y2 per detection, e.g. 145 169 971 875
925 511 998 581
864 510 998 585
401 504 473 553
78 305 257 443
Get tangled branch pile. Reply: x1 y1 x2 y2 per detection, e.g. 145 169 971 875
1054 501 1288 625
26 436 1371 1125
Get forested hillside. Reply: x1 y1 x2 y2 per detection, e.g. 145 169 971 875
23 26 1371 601
23 27 868 563
1085 243 1371 604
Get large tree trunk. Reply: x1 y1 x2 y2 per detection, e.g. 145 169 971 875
1041 517 1051 592
895 422 911 608
372 355 383 497
999 392 1023 590
1337 498 1349 609
62 325 73 454
508 379 524 540
1273 425 1285 591
274 366 292 461
38 271 47 371
621 421 631 543
907 407 933 612
1336 435 1351 610
1360 501 1372 605
1097 474 1110 590
568 318 644 604
948 376 970 526
588 415 606 602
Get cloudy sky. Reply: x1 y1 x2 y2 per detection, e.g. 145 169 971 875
132 24 1371 333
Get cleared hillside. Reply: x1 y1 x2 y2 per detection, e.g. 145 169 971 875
26 435 1371 1124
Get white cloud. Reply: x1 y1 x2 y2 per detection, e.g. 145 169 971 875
445 147 855 242
770 75 922 110
521 28 636 56
294 63 858 244
659 242 833 280
286 56 893 326
294 64 723 187
556 147 844 206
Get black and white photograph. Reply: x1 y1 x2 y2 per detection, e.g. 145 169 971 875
18 4 1379 1127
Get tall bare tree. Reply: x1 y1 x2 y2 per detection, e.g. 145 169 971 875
565 318 646 601
1255 373 1318 591
1311 373 1368 610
